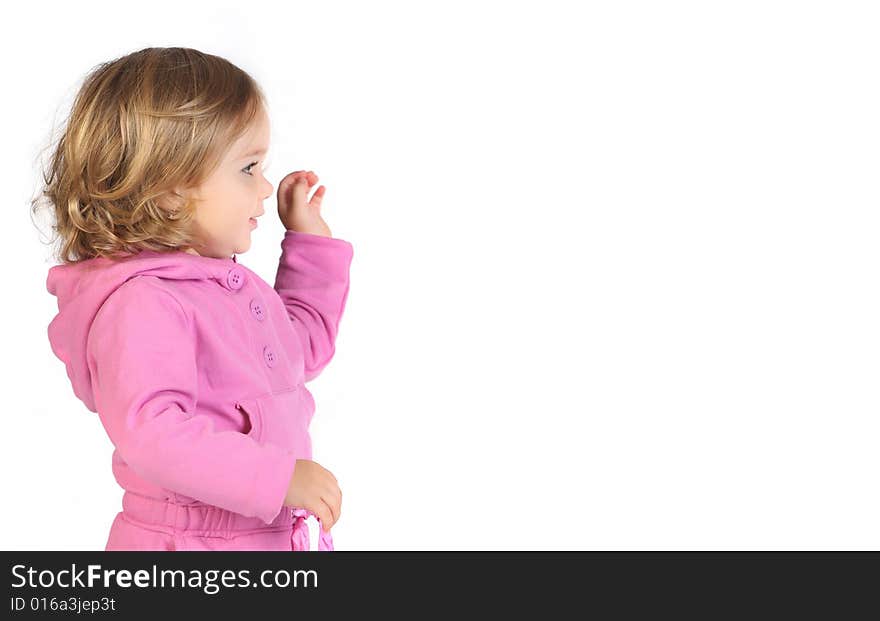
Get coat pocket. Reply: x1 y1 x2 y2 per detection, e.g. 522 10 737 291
236 384 312 460
233 397 264 443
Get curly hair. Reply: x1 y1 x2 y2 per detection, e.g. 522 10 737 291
31 46 268 264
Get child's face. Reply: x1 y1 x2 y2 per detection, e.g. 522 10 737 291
182 106 273 258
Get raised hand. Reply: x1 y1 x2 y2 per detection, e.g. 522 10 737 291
276 170 332 237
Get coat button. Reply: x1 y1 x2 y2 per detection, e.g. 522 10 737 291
249 298 266 321
226 268 245 290
263 345 277 368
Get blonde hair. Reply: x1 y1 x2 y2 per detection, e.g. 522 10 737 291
31 46 268 263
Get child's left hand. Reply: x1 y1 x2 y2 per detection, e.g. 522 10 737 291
277 170 332 237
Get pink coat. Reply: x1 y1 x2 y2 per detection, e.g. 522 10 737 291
46 230 353 551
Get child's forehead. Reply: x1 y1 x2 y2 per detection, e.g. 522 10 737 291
230 114 271 157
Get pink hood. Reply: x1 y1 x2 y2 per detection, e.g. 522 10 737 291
46 251 242 414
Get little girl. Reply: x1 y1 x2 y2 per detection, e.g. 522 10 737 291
39 47 352 551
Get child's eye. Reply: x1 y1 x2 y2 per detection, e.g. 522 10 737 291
242 161 259 175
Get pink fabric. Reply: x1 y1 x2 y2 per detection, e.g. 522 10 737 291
46 231 352 551
291 508 335 551
103 492 334 551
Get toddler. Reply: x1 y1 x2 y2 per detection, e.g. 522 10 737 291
39 47 352 551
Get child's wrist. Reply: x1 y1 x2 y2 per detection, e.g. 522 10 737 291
285 228 332 238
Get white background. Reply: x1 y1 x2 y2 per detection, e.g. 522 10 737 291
3 0 878 550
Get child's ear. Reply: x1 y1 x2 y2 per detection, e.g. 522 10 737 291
159 187 195 213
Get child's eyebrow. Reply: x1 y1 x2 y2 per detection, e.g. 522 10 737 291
240 147 268 158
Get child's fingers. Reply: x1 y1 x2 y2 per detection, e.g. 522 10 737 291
277 171 307 203
324 479 341 517
310 185 326 206
292 176 311 202
280 170 312 190
277 171 322 210
319 497 336 532
279 170 306 188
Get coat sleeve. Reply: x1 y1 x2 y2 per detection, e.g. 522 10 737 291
274 230 354 382
86 278 298 524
